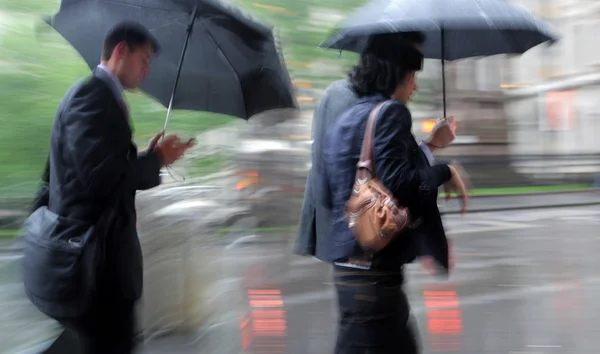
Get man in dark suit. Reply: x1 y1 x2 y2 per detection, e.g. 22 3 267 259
47 21 193 353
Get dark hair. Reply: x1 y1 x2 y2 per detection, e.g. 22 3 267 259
101 21 160 61
349 32 426 97
394 31 426 46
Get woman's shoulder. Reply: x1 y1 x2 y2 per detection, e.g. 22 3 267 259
376 99 412 131
380 99 410 116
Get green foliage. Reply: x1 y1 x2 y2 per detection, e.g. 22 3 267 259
0 0 58 13
239 0 363 82
0 7 231 196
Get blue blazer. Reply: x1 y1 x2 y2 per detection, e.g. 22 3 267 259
320 95 452 273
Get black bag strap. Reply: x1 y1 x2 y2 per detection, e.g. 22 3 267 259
29 155 51 215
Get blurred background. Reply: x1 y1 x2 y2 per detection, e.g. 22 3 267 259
0 0 599 353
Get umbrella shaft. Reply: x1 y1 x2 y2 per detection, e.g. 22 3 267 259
163 6 198 135
441 29 446 118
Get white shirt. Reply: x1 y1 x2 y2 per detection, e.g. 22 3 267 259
96 64 124 100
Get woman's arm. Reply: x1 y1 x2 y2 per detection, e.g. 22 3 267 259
373 101 452 205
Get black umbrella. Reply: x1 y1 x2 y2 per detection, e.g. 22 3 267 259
45 0 297 124
321 0 558 116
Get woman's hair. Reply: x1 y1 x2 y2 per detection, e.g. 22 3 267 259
349 32 425 97
349 53 414 97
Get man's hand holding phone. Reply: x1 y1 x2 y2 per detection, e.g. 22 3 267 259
148 131 195 166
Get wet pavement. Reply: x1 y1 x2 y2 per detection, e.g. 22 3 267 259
140 205 600 354
4 203 600 353
0 254 60 354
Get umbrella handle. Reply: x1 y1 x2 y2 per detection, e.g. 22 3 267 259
162 6 198 139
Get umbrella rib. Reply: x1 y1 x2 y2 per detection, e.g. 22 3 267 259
195 18 246 117
148 19 186 33
100 0 183 13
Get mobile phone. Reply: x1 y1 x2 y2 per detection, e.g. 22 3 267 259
176 137 197 145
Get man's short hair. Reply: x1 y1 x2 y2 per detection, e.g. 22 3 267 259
101 21 160 61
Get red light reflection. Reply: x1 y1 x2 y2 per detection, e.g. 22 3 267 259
240 288 288 353
423 288 463 352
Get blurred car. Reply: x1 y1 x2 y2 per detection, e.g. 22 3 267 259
233 111 311 228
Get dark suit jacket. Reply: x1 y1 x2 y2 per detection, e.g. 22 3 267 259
294 80 359 260
321 95 452 273
48 73 162 300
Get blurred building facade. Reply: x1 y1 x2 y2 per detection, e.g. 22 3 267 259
274 0 599 185
409 0 600 183
505 0 600 155
422 0 600 154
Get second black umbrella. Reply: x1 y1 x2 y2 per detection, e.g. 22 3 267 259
321 0 558 116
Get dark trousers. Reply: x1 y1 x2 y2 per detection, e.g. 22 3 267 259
333 266 420 354
52 297 137 354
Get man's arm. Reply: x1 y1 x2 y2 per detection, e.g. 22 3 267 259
135 149 162 190
63 88 161 200
311 95 333 210
311 81 353 210
373 102 452 204
316 154 333 210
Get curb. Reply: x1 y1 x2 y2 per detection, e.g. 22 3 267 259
442 200 600 215
465 189 598 199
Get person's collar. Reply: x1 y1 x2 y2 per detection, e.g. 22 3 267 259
357 93 389 104
96 63 124 99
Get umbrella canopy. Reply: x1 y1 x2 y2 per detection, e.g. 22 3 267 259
46 0 297 120
321 0 558 60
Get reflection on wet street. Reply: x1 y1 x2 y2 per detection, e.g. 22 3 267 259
142 205 600 354
423 288 462 352
242 288 287 353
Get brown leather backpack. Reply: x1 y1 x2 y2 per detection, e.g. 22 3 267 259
344 101 410 253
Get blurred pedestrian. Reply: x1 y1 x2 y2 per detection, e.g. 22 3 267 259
321 35 468 353
294 32 457 261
